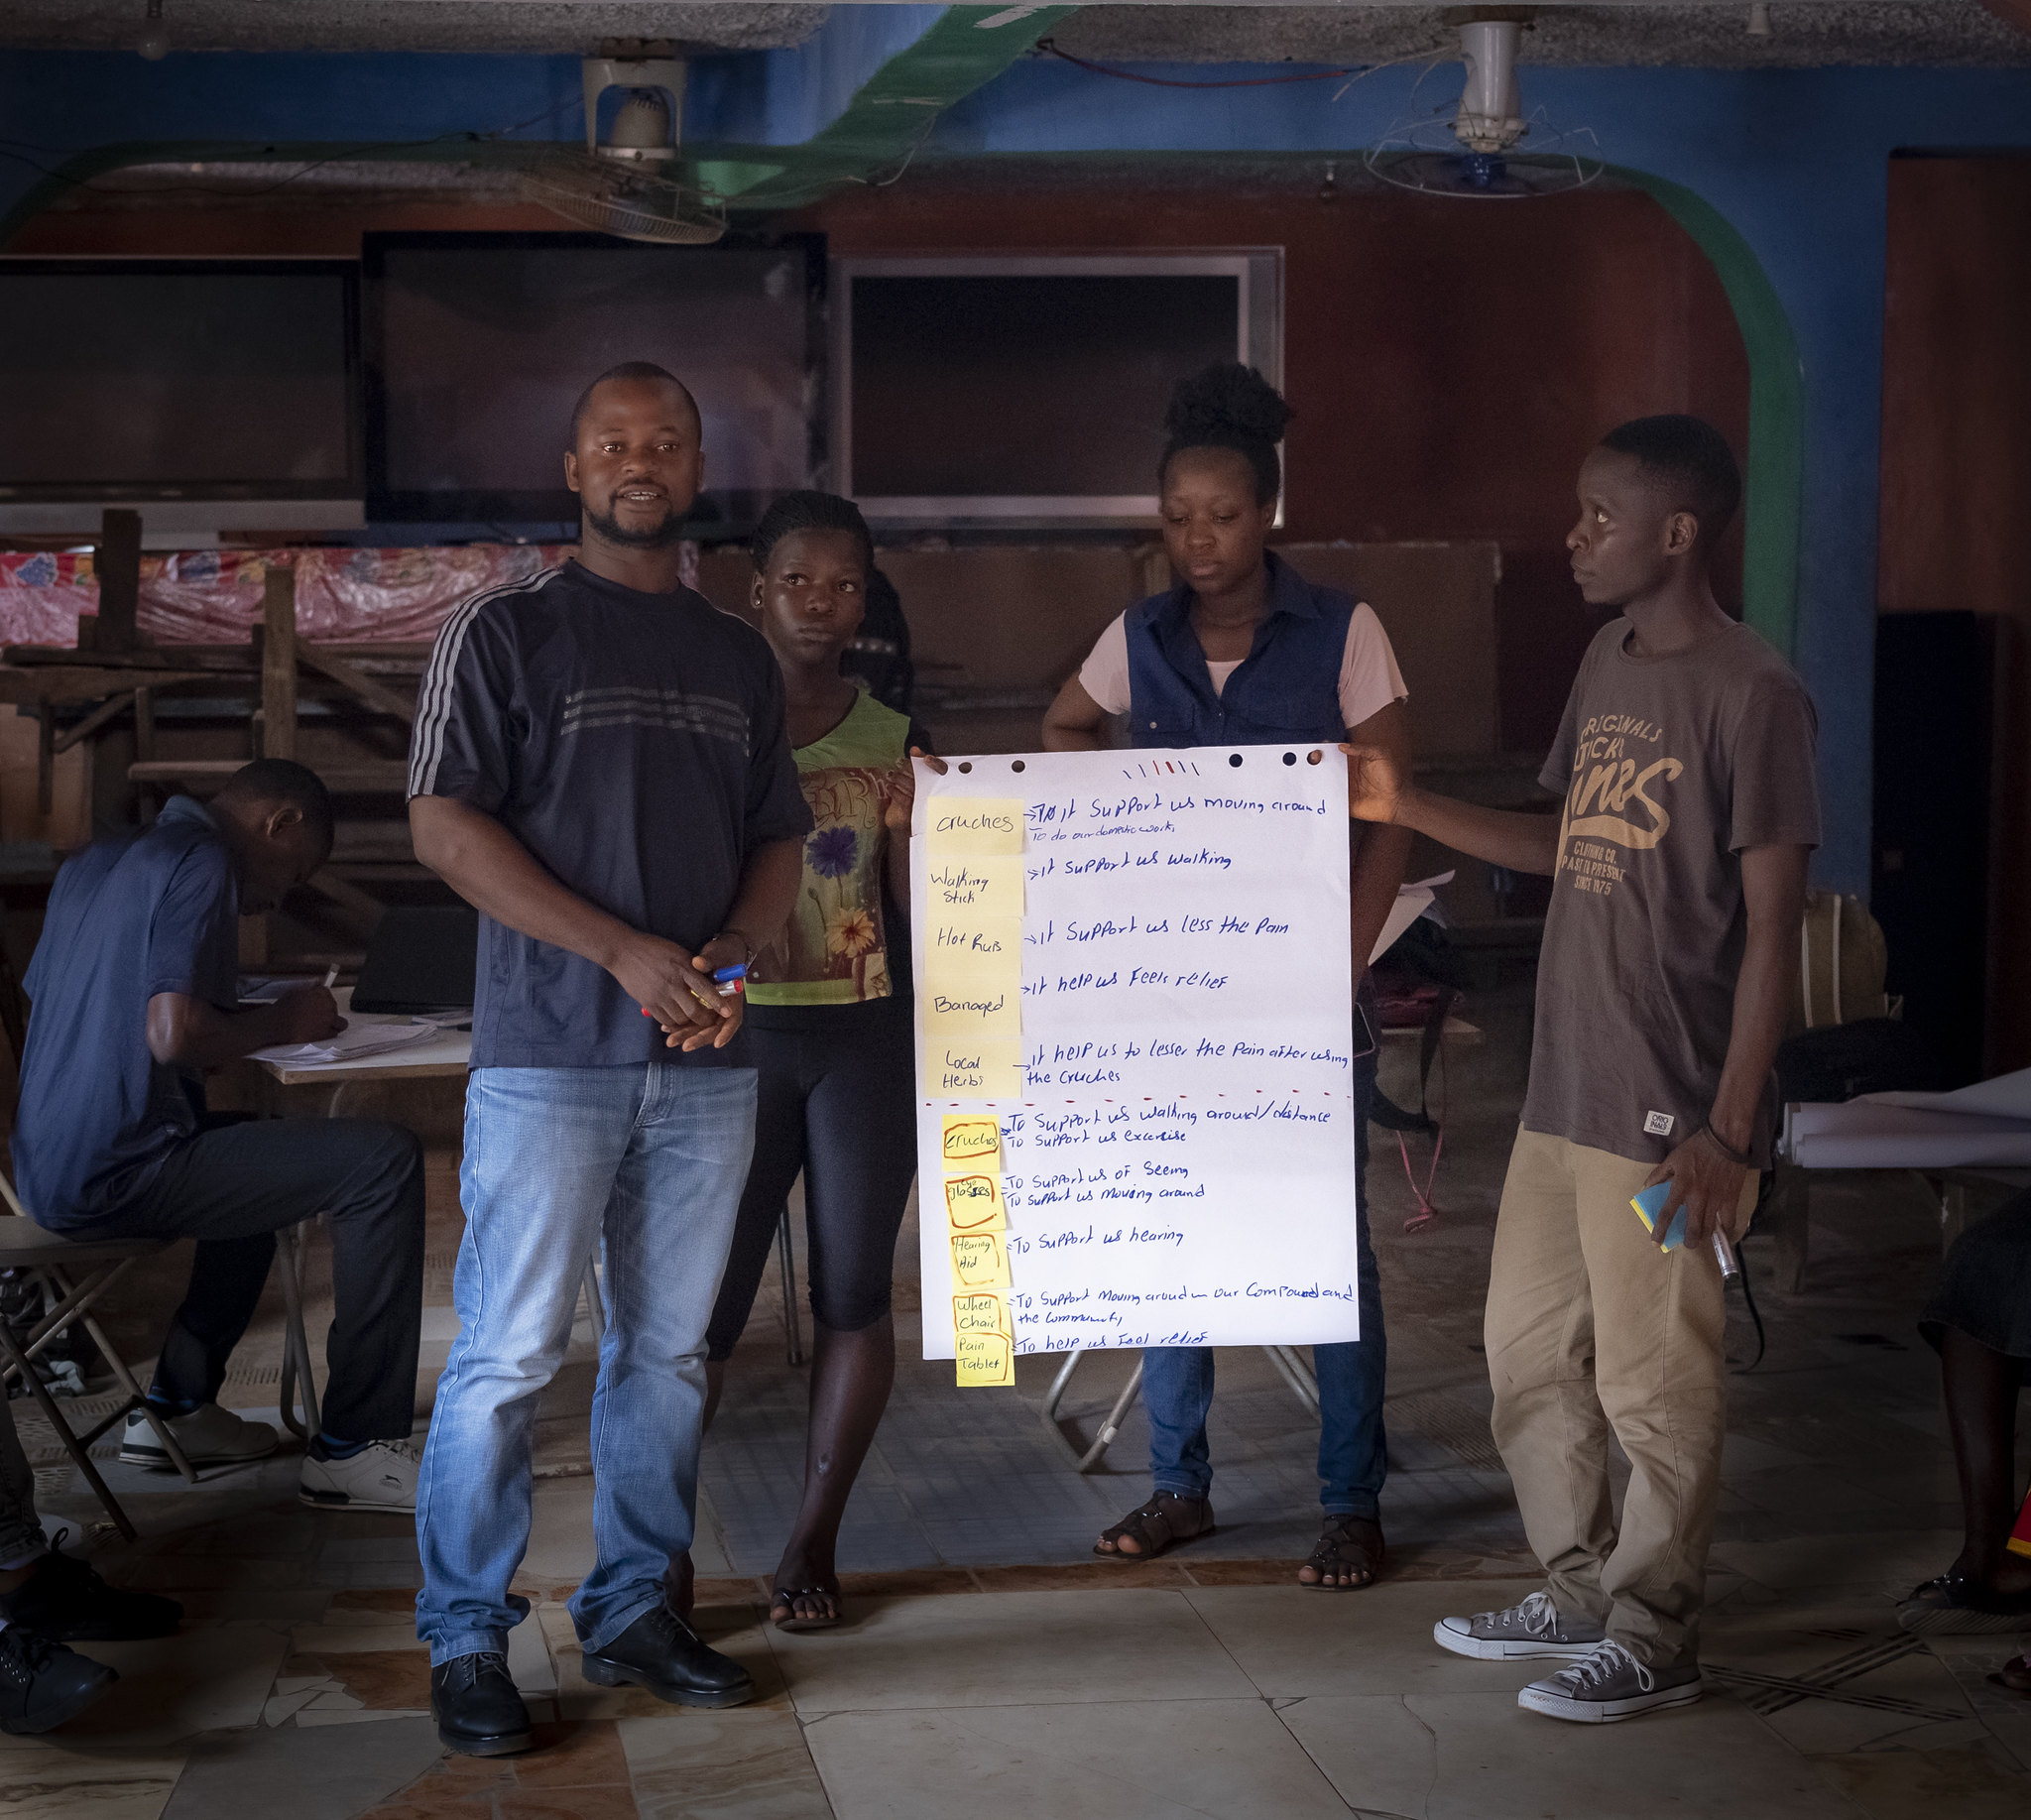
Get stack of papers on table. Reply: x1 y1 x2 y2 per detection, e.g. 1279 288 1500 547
251 1018 444 1068
1783 1066 2031 1168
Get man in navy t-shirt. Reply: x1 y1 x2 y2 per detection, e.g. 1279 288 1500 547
407 361 808 1758
12 761 427 1515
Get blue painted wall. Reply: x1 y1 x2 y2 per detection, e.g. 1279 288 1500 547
927 58 2031 894
5 31 2031 890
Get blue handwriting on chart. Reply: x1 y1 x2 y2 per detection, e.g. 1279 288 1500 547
1025 791 1331 840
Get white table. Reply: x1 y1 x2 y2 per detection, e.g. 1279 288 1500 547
253 987 471 1090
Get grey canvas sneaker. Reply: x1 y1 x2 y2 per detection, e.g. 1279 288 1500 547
1517 1638 1704 1723
1433 1589 1606 1660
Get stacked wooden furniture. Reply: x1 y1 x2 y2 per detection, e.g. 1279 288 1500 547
0 512 437 968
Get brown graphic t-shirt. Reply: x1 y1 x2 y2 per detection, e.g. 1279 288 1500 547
1524 619 1821 1166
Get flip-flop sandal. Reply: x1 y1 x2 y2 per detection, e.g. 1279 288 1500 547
1897 1572 2031 1635
771 1585 842 1633
1094 1491 1214 1561
1300 1515 1384 1591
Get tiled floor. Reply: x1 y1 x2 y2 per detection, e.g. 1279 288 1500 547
6 981 2028 1815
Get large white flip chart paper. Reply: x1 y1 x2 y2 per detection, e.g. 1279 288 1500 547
913 746 1360 1370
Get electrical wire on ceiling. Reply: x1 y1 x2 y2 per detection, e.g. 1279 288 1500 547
0 94 579 201
1035 38 1455 99
1033 39 1363 88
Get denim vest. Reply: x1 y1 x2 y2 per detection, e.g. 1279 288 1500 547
1124 551 1354 751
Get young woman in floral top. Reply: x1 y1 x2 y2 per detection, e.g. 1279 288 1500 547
701 491 931 1631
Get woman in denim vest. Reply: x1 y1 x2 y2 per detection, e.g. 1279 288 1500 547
1042 363 1414 1590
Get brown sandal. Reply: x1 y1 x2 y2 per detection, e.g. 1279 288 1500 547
1299 1515 1384 1590
1094 1491 1214 1560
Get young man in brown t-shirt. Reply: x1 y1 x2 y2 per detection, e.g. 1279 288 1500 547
1347 417 1819 1723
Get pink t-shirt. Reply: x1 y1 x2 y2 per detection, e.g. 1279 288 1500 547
1078 600 1408 732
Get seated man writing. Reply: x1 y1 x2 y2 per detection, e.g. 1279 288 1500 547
10 760 427 1513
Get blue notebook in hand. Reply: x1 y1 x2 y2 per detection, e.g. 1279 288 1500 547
1629 1180 1689 1252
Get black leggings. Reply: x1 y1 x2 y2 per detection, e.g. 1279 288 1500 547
706 998 917 1361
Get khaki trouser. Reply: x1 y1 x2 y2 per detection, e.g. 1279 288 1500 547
1486 1128 1754 1669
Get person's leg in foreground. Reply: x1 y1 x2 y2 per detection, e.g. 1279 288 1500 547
769 1017 918 1630
109 1115 426 1508
1900 1191 2031 1635
1438 1130 1741 1720
1100 1027 1385 1572
1093 1345 1217 1560
416 1065 757 1756
1302 1036 1387 1588
0 1396 182 1733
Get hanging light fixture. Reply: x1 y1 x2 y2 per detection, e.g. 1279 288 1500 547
136 0 170 61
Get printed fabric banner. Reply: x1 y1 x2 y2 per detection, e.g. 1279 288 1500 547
913 745 1360 1377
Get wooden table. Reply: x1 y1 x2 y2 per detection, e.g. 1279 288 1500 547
248 989 469 1114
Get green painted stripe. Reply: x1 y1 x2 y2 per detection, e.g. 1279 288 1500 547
727 5 1080 210
1613 168 1803 659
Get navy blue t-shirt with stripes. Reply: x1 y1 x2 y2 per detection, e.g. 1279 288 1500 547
407 559 812 1069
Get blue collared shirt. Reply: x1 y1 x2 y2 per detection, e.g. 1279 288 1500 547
13 796 240 1223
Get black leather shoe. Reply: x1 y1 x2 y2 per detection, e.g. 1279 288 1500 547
429 1650 533 1757
580 1602 755 1708
0 1626 117 1735
0 1533 182 1641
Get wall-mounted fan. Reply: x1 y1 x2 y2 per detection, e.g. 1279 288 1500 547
1366 12 1602 200
516 50 727 245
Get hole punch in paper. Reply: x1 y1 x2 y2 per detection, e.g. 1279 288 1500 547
953 1291 1012 1336
922 1039 1025 1100
943 1171 1006 1234
950 1231 1013 1289
927 800 1024 856
955 1329 1015 1387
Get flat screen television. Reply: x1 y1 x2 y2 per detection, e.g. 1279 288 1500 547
834 252 1283 526
363 232 823 529
0 259 358 501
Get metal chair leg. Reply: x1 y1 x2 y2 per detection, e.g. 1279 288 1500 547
1041 1348 1144 1473
1040 1343 1321 1475
0 1317 136 1541
276 1224 322 1442
1265 1344 1321 1414
36 1260 199 1486
776 1205 804 1367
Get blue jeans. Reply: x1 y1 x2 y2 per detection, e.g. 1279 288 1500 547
1143 1036 1385 1518
415 1063 757 1664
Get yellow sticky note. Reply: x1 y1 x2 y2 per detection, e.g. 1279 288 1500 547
922 1038 1025 1100
955 1329 1016 1388
924 856 1024 917
950 1231 1013 1290
927 800 1024 855
943 1171 1007 1234
953 1291 1011 1336
925 915 1022 973
920 983 1021 1038
941 1114 1001 1169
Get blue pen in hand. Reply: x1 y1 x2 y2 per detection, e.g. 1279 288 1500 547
713 963 748 998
